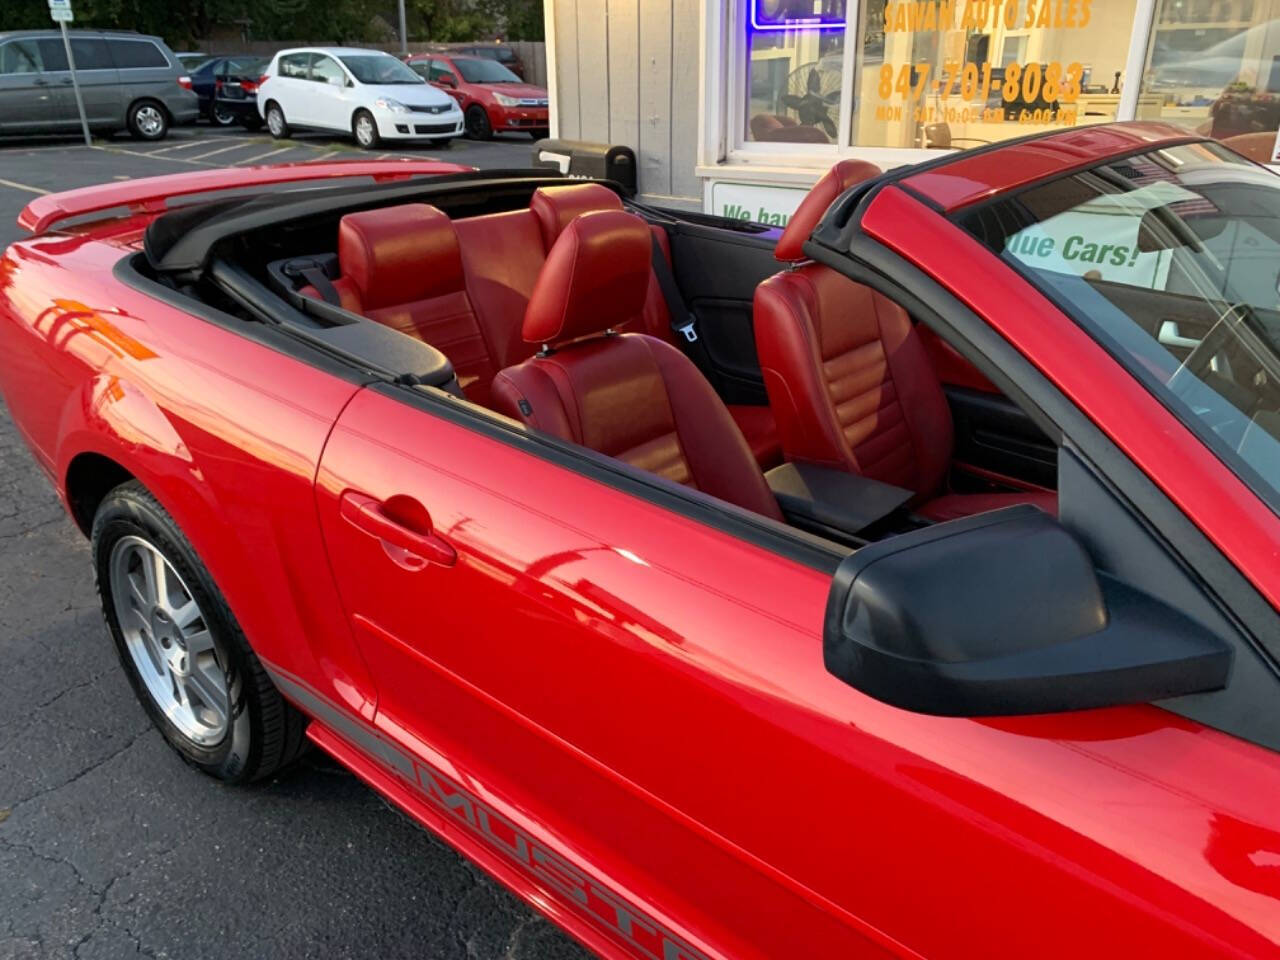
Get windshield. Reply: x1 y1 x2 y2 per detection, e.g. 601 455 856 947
455 58 520 83
961 142 1280 512
338 55 423 85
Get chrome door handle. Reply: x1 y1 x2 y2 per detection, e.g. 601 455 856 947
1158 320 1202 350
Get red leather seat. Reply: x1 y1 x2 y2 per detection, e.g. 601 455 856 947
753 161 1056 520
491 209 783 521
302 203 498 404
460 182 781 467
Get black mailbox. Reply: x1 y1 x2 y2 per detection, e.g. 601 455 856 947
530 139 637 196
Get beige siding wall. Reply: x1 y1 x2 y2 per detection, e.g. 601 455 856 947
551 0 701 206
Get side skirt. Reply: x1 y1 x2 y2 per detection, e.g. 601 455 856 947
263 659 719 960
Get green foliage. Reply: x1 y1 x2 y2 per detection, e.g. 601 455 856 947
0 0 387 45
0 0 543 44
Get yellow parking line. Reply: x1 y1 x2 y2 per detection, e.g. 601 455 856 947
0 177 49 195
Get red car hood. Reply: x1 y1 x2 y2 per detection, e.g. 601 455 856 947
476 83 546 99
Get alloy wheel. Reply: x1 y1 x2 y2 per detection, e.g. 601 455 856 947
355 114 375 146
108 536 229 746
135 105 164 137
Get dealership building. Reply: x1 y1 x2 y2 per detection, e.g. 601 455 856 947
542 0 1280 219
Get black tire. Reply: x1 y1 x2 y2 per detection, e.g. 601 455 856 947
352 108 380 149
265 100 290 140
528 128 549 140
465 104 493 140
92 481 307 784
126 99 169 141
241 114 264 132
208 101 238 127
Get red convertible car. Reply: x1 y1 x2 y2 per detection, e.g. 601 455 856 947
2 125 1280 959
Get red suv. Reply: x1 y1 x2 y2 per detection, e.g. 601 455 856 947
407 52 548 140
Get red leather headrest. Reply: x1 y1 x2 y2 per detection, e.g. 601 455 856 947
530 182 623 251
338 203 464 310
773 160 882 262
523 210 651 346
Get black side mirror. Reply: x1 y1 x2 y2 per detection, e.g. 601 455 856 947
823 506 1231 716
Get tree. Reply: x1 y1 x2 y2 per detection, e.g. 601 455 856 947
404 0 496 42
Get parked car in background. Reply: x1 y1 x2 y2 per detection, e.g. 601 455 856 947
0 30 197 140
188 55 267 127
257 47 462 148
457 43 525 80
176 52 212 72
407 52 547 140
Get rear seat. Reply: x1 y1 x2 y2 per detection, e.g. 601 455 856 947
304 184 780 466
300 203 499 405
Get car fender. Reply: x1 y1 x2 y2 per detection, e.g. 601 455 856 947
53 371 221 540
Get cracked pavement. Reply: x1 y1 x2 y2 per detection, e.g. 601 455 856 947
0 401 595 959
0 134 593 960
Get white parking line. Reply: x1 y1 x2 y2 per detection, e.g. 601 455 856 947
187 140 265 160
307 150 340 163
0 177 49 195
90 144 216 167
235 146 295 165
145 137 246 155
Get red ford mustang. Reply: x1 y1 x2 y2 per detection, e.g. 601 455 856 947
2 125 1280 958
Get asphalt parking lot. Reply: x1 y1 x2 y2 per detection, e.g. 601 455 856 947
0 126 590 959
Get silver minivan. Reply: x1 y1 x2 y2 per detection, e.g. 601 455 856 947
0 30 199 140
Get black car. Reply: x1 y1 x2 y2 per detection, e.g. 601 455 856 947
189 55 266 127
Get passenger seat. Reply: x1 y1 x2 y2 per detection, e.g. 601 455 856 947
491 209 783 521
752 161 1057 520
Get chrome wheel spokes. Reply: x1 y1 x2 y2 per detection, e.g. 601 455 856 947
109 537 229 745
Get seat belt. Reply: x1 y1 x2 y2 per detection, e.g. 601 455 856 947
298 265 341 307
649 233 699 345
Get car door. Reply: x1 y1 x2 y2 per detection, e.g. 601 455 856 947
273 52 314 125
55 35 123 126
429 58 464 107
310 379 1280 959
307 54 351 131
0 37 72 131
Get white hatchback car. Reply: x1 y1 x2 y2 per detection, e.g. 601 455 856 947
257 47 464 149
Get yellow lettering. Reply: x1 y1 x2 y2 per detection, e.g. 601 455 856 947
1036 0 1051 27
1079 0 1091 27
1003 0 1018 28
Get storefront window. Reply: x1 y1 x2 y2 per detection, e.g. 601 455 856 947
1137 1 1280 160
849 1 1141 149
745 0 847 143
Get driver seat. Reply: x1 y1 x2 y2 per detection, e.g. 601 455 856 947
492 209 784 521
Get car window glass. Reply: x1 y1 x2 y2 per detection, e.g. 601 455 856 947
407 60 430 79
278 53 311 79
455 58 519 83
428 59 455 82
311 55 346 85
36 39 68 71
69 37 113 70
222 57 264 78
109 40 168 69
338 54 423 85
963 141 1280 512
0 39 43 74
